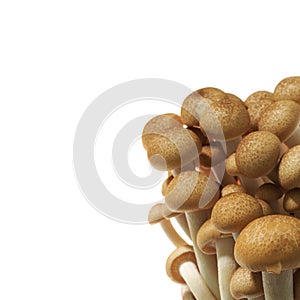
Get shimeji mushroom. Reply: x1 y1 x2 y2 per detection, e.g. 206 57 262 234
221 184 245 197
256 198 273 216
229 267 264 300
283 188 300 218
235 215 300 300
278 145 300 190
258 100 300 148
166 246 216 300
274 76 300 105
181 284 196 300
211 192 263 240
165 170 221 299
244 90 274 108
197 219 237 300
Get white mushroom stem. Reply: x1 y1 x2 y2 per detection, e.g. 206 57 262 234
285 126 300 148
160 219 188 247
186 211 220 299
216 237 237 300
262 270 293 300
181 284 196 300
239 176 264 196
175 214 192 240
179 261 216 300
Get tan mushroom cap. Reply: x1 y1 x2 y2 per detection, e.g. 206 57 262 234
165 170 220 212
199 142 225 168
188 126 208 145
258 100 300 142
211 193 263 234
278 145 300 190
229 267 264 299
147 127 202 171
255 183 283 204
161 175 174 196
283 188 300 213
256 199 273 216
234 215 300 274
148 203 180 224
166 245 196 284
221 184 245 197
196 219 231 255
226 153 239 176
142 113 182 149
226 93 246 107
274 76 300 105
236 131 281 178
200 99 250 141
244 90 274 108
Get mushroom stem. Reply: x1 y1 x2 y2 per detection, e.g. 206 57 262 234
160 219 188 247
285 126 300 148
239 176 264 196
175 214 192 240
186 211 220 299
216 237 237 300
179 262 216 300
181 284 196 300
262 270 293 300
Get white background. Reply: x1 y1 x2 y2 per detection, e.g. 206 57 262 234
1 1 300 299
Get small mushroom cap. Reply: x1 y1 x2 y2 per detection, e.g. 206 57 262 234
255 182 283 204
234 215 300 274
148 203 180 224
200 99 250 141
256 199 273 216
211 193 263 233
258 100 300 142
278 145 300 190
199 142 225 168
165 171 220 212
236 131 281 178
221 184 245 197
147 127 202 171
245 90 274 108
283 188 300 213
226 93 246 107
166 245 196 284
226 153 240 176
142 113 182 149
274 76 300 104
196 219 231 255
229 267 264 299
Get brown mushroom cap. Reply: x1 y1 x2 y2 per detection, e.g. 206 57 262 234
148 203 180 224
258 100 300 142
235 131 281 178
274 76 300 104
166 245 196 284
255 183 283 204
244 90 274 108
142 113 182 149
199 142 225 168
234 215 300 274
211 193 263 234
196 219 231 255
165 170 220 212
226 153 240 176
147 127 202 171
283 188 300 213
200 99 250 141
278 145 300 190
226 93 246 107
256 199 273 216
221 184 245 197
229 267 264 299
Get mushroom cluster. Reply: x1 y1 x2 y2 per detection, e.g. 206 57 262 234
143 76 300 300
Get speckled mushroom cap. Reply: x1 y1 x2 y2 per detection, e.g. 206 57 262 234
142 113 182 149
148 203 180 224
226 93 246 107
278 145 300 190
283 188 300 213
200 99 250 141
229 267 264 299
255 183 283 204
165 170 220 212
256 199 273 216
234 215 300 274
226 153 240 176
258 100 300 142
166 245 196 284
244 90 274 108
221 184 245 197
196 219 231 255
235 131 281 178
211 193 263 234
274 76 300 104
199 142 225 168
147 127 202 171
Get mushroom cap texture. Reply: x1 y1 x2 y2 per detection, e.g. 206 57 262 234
234 215 300 274
221 184 246 197
236 131 281 178
256 199 273 216
211 193 263 233
226 153 239 176
283 188 300 213
229 267 264 299
274 76 300 104
148 203 179 224
258 100 300 142
278 145 300 190
245 90 274 108
166 245 196 284
165 171 220 212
